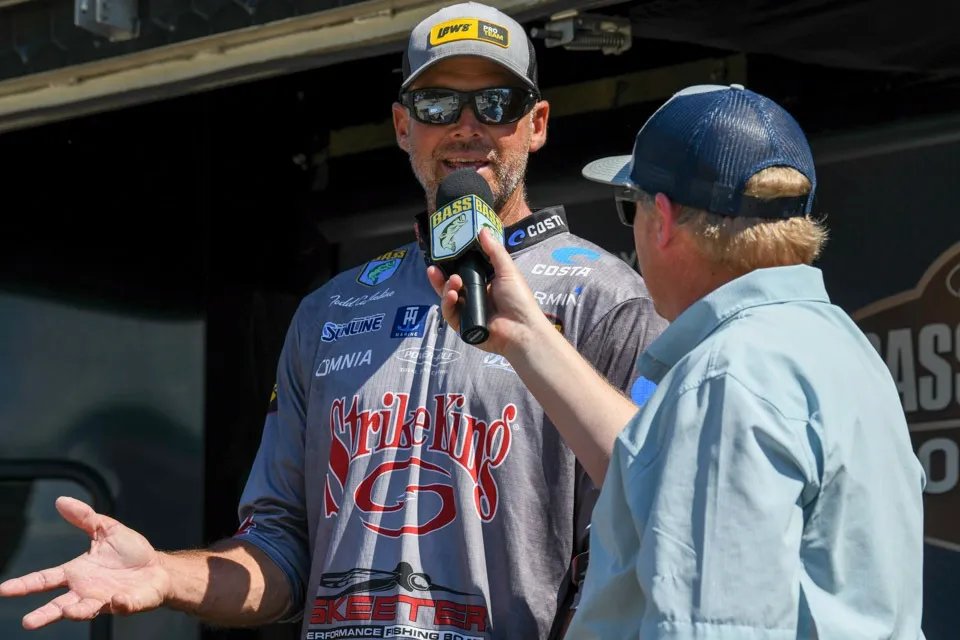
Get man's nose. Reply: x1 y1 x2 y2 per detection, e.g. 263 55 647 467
450 104 484 137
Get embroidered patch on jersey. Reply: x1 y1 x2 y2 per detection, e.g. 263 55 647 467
428 18 510 49
357 249 407 287
391 305 431 339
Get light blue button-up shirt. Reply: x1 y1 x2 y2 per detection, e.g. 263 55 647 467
566 265 927 639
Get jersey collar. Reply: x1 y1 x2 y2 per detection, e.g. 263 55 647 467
414 206 569 265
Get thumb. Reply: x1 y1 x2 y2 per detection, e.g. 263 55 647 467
479 228 517 277
56 496 118 538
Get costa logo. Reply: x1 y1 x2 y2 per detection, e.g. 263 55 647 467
507 213 566 248
551 246 600 265
324 392 516 537
853 242 960 554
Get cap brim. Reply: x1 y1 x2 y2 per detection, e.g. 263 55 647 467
581 155 633 186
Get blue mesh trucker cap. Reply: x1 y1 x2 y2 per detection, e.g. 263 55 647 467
582 84 817 219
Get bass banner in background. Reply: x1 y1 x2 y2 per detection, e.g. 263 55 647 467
853 242 960 555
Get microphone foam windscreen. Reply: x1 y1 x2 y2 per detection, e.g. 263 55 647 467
436 169 494 209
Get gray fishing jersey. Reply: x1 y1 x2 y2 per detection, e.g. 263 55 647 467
235 206 667 640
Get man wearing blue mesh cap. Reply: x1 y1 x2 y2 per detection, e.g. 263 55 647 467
429 84 927 638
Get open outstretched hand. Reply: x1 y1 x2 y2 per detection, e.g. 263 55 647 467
0 496 170 630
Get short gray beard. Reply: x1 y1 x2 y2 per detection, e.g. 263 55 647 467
415 151 529 215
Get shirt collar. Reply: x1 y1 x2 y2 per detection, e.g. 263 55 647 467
414 206 568 265
639 265 831 382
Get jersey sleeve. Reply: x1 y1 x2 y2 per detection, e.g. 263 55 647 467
578 296 668 395
234 308 312 622
568 296 668 602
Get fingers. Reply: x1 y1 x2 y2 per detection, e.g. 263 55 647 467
439 274 463 332
21 591 99 630
0 566 67 597
439 290 461 333
479 228 517 277
425 265 446 297
62 597 108 621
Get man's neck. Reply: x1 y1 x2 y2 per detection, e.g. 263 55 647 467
497 186 532 227
663 261 748 322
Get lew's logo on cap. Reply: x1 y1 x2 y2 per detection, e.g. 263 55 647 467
853 242 960 554
428 18 509 48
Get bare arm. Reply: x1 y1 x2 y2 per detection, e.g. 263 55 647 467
162 539 292 626
0 497 296 630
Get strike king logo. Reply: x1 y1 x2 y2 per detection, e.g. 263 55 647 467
308 562 488 639
324 392 515 538
852 242 960 554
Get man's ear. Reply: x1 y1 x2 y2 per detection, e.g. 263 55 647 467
392 102 410 153
654 192 681 248
528 100 549 153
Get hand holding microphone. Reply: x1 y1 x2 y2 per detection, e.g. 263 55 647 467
427 169 504 345
425 170 554 354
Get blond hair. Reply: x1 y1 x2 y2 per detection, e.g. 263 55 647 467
664 167 827 271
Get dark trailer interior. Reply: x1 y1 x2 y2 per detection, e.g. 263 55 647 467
0 0 959 639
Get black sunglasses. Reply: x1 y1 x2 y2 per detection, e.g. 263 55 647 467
614 185 646 227
400 87 539 126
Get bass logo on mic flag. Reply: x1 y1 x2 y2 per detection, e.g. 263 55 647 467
429 194 504 261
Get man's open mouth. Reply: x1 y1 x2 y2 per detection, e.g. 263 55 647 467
442 159 490 171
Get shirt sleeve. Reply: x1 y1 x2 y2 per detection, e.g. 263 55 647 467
569 373 820 639
233 310 312 622
568 297 668 599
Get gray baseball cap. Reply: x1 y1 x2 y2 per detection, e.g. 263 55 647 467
401 2 539 93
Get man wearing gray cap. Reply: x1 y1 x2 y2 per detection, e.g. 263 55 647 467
0 3 667 639
429 84 926 638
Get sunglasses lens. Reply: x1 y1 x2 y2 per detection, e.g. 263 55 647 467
616 199 635 227
408 90 461 124
406 88 534 125
473 88 529 124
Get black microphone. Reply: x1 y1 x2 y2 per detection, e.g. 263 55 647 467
428 169 505 345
